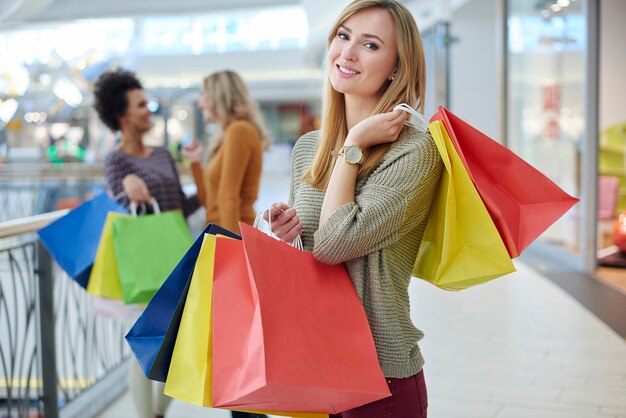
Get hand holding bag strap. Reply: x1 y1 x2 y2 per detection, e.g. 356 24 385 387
253 208 303 250
129 197 161 217
393 103 430 132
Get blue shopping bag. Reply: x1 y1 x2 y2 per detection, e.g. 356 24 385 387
37 192 128 288
125 223 240 382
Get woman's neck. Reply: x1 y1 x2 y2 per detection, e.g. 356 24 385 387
119 131 146 156
344 95 378 130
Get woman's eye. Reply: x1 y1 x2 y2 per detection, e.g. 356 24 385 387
337 32 349 40
364 42 379 50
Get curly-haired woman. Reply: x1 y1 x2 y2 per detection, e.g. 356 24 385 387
94 68 201 418
94 68 201 217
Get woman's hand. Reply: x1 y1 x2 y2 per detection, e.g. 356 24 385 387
122 174 151 204
182 139 204 163
263 202 302 243
345 108 407 149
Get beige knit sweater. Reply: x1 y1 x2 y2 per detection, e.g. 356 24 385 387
289 127 443 378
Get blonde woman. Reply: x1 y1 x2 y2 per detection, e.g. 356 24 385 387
266 1 443 417
184 70 270 236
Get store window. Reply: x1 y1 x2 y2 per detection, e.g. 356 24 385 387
506 0 586 255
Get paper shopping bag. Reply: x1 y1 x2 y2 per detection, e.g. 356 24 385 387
37 192 127 288
164 233 219 406
413 121 516 290
164 234 324 418
211 223 390 414
125 223 239 382
87 212 129 300
112 211 193 304
431 107 579 257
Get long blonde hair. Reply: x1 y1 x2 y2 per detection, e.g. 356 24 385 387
203 70 271 158
304 0 426 189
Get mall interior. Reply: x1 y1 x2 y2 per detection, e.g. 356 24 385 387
0 0 625 417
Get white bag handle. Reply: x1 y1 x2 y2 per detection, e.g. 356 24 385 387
254 207 303 250
394 103 430 132
129 197 161 217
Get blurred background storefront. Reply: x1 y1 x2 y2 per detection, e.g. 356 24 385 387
0 0 624 285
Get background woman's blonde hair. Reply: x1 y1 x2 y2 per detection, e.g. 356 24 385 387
203 70 271 158
304 0 426 189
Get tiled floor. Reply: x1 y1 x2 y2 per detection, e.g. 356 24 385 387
97 261 626 418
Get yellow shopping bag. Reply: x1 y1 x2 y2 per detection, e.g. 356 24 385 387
164 234 327 418
413 121 516 290
87 212 129 300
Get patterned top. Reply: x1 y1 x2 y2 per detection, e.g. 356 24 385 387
104 147 200 217
289 127 443 378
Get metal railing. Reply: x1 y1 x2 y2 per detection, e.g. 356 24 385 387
0 162 203 417
0 208 130 418
0 163 106 222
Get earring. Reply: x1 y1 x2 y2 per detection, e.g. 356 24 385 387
389 75 395 81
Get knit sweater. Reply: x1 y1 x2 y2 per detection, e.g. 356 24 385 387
289 127 443 378
104 147 200 217
194 120 263 234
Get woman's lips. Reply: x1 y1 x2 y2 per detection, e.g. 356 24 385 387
336 64 361 78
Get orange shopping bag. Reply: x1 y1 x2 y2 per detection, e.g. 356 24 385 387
431 106 579 257
211 223 390 414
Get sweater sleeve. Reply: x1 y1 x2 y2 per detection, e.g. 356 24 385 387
217 123 254 232
313 140 442 265
287 145 297 207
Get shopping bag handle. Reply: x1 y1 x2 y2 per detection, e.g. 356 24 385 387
129 197 161 217
393 103 429 132
112 191 147 215
253 209 304 250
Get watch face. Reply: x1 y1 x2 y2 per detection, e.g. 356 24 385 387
345 145 362 164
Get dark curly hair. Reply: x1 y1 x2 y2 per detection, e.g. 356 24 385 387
93 69 143 132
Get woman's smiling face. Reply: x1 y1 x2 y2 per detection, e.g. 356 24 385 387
327 7 398 102
119 89 152 133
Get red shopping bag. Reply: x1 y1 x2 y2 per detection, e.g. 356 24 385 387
211 223 390 414
431 107 579 257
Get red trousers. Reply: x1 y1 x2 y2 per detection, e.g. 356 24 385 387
330 370 428 418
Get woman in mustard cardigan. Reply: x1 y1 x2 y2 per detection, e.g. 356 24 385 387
184 70 270 236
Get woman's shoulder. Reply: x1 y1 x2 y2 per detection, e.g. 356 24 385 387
391 126 439 161
293 130 319 154
370 126 441 183
225 120 260 139
290 130 319 173
151 146 171 157
104 149 126 168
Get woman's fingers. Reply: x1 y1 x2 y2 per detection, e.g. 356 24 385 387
283 226 302 243
270 202 289 220
127 185 151 203
264 202 288 221
273 212 300 239
280 219 302 243
262 202 301 243
274 207 297 224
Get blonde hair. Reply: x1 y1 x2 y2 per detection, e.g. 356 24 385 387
304 0 426 189
203 70 271 157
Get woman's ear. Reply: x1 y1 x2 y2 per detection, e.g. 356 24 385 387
388 66 398 81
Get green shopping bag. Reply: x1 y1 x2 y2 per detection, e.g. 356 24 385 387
112 200 193 304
